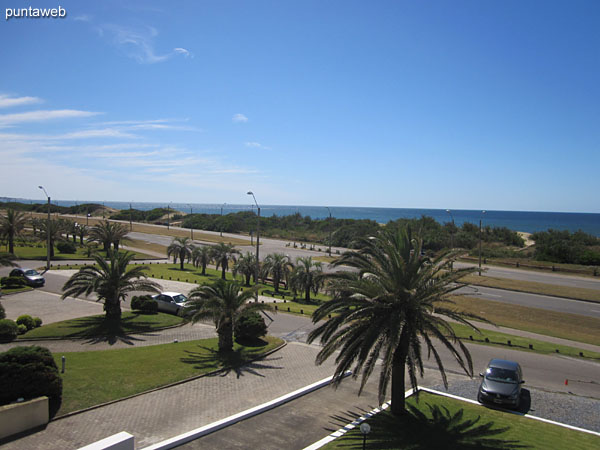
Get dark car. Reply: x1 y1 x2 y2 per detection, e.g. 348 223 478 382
478 359 524 408
9 268 45 287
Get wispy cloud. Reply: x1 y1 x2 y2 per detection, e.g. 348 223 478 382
98 24 192 64
0 109 100 126
0 94 42 109
232 113 248 123
59 128 138 139
245 142 270 150
73 14 91 22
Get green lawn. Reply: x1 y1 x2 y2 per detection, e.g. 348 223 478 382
10 245 154 261
55 336 283 415
322 391 599 449
19 312 183 339
0 286 33 295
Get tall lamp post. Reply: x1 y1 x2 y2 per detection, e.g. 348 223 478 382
220 203 226 237
188 204 194 240
326 206 332 257
446 209 455 271
38 186 51 271
167 202 172 230
247 191 260 302
129 202 133 231
479 210 486 276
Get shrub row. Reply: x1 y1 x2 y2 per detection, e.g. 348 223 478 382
131 295 158 313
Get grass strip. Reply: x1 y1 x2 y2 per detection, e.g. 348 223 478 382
321 391 599 449
19 312 183 339
0 286 33 295
449 322 600 360
55 336 283 415
10 245 154 261
449 295 600 347
461 274 600 303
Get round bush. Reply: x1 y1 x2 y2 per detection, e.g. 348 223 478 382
33 317 43 328
16 314 35 331
0 319 18 342
57 240 77 254
0 346 62 417
235 311 267 342
0 301 5 320
17 324 28 335
131 295 158 313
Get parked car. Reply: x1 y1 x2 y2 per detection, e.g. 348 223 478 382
9 268 45 287
478 358 524 408
152 292 188 315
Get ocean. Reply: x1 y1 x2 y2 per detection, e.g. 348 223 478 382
9 199 599 237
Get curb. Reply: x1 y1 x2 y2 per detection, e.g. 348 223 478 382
52 339 287 421
141 370 352 450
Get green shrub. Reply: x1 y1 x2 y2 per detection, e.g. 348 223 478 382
57 240 77 254
17 323 27 335
33 317 43 328
0 346 63 417
0 301 5 319
16 314 35 331
131 295 158 313
1 276 26 289
235 311 267 342
0 319 18 342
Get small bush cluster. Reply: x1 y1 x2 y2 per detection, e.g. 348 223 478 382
0 346 63 417
235 311 267 342
57 240 77 254
0 319 18 342
0 301 5 319
0 276 26 289
131 295 158 313
15 314 42 333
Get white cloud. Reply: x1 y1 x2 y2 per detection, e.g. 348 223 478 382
59 128 138 139
232 113 248 123
98 25 192 64
0 94 42 109
245 142 270 150
173 48 193 58
0 109 99 126
73 14 91 22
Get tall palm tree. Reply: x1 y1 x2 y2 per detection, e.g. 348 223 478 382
192 245 212 276
77 224 89 245
62 251 161 321
210 243 239 280
38 218 66 258
290 256 323 303
167 237 195 270
307 228 486 416
0 209 27 254
186 280 272 352
232 252 256 286
89 220 129 252
262 253 294 293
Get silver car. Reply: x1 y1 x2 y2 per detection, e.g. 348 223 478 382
478 358 525 408
9 268 45 287
152 292 188 315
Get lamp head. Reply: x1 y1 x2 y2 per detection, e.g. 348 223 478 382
360 422 371 435
247 191 253 195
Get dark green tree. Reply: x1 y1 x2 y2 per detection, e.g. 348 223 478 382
167 237 195 270
262 253 294 293
290 256 323 303
0 209 27 254
210 243 239 280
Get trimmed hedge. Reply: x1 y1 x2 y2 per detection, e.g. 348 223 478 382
1 276 26 289
57 240 77 254
235 311 267 342
131 295 158 313
0 319 18 342
0 346 63 417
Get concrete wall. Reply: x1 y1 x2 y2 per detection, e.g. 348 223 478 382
78 432 134 450
0 396 49 440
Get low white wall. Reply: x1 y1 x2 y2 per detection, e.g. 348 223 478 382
78 431 134 450
0 396 49 440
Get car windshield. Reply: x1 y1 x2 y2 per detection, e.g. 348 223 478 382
172 294 187 303
24 270 39 276
485 367 518 383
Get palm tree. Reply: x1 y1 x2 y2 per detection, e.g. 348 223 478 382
262 253 294 293
89 221 129 252
167 237 195 270
192 245 212 275
210 243 239 280
290 256 323 303
38 218 66 258
232 252 256 286
62 251 161 321
77 224 89 245
307 228 486 416
0 209 27 254
186 280 272 352
0 252 18 267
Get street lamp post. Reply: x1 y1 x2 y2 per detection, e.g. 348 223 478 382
326 207 332 257
247 192 260 302
188 204 194 240
129 203 133 231
220 203 226 237
38 186 51 271
167 202 172 230
446 209 455 271
360 422 371 450
479 210 486 276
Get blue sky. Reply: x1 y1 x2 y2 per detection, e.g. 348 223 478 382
1 0 598 212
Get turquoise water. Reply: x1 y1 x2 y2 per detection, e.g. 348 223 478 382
37 200 600 237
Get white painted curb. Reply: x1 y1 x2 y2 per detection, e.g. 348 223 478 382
141 372 351 450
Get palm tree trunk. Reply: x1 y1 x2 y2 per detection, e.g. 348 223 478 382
245 274 251 286
274 275 280 293
305 285 311 303
104 299 122 321
114 240 120 252
217 321 233 352
201 263 206 276
221 264 226 280
180 255 184 270
391 336 410 415
8 236 14 254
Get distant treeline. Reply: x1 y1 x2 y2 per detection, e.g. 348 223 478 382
531 229 600 265
0 201 104 215
110 208 175 223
